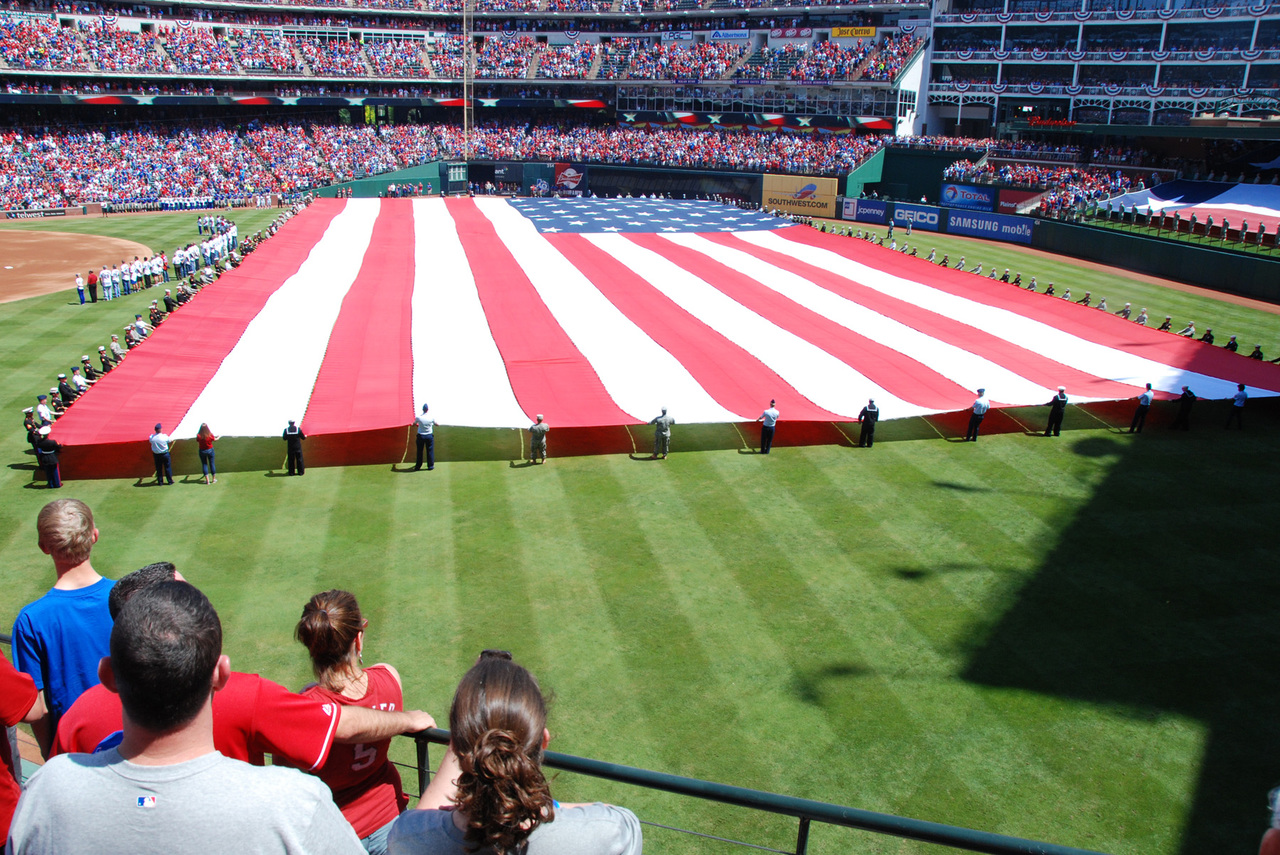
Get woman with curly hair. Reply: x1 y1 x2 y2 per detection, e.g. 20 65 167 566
388 652 641 855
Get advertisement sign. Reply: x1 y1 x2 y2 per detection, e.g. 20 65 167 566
997 188 1043 214
762 174 837 217
842 198 886 224
939 183 996 212
554 163 587 190
946 210 1035 244
661 31 693 41
709 29 750 40
831 26 876 38
891 202 941 231
493 162 520 181
769 27 813 38
4 208 66 219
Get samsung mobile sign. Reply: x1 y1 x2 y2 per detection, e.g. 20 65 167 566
946 210 1035 244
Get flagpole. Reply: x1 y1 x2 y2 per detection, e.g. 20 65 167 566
463 0 474 162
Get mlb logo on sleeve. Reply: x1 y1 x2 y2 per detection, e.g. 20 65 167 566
137 795 157 808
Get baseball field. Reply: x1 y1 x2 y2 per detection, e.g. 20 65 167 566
2 208 1279 855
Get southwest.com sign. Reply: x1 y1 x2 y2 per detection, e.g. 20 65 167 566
946 210 1035 244
939 183 996 212
763 174 837 217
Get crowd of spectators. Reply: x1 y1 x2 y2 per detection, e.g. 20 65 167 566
231 29 303 74
299 35 367 76
474 35 537 79
310 124 400 181
0 15 88 70
161 25 241 75
535 41 599 79
601 40 747 80
428 33 466 78
364 37 427 76
79 20 172 73
245 123 335 192
860 33 923 81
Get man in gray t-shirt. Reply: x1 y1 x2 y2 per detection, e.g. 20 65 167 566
8 581 362 855
649 407 675 459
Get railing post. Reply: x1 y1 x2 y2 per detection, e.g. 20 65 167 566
795 817 811 855
416 736 430 798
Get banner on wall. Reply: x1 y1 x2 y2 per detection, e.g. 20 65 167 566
939 183 996 212
709 29 750 40
555 163 587 190
661 31 693 41
842 198 886 224
997 188 1043 214
946 210 1036 243
891 202 941 231
763 174 837 217
831 26 876 38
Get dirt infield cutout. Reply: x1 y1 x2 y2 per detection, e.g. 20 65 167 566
0 230 152 304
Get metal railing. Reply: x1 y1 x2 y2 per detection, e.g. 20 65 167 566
410 728 1109 855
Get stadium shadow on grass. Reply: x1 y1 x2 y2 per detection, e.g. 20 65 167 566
964 394 1280 855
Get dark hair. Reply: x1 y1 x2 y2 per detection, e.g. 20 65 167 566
109 562 178 620
295 590 363 680
450 656 553 855
110 581 221 733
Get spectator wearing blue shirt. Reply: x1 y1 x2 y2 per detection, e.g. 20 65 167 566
12 499 114 757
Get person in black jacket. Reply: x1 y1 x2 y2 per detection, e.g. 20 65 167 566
1169 386 1196 430
1044 387 1068 437
35 426 63 488
283 420 306 476
857 399 879 448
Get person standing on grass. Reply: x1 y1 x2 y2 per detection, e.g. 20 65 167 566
649 407 674 459
285 420 306 476
197 423 217 484
413 404 435 471
1129 384 1154 433
1226 384 1247 429
1044 387 1068 437
528 415 549 464
964 389 989 442
1170 386 1196 430
857 399 879 448
150 424 174 486
757 399 780 454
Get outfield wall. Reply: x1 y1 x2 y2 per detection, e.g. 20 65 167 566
1031 221 1280 303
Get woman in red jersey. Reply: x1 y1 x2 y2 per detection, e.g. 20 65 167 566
297 590 408 855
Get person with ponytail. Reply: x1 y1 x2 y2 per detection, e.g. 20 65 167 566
387 652 642 855
297 590 410 855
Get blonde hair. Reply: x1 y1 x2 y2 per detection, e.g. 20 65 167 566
37 499 96 565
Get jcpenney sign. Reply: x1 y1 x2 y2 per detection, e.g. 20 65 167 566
891 202 940 231
842 198 886 224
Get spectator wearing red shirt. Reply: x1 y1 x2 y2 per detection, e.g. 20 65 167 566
295 590 408 855
1 650 46 842
52 564 435 771
197 422 217 485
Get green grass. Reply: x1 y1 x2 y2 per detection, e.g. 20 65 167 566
3 211 1279 855
1090 215 1278 257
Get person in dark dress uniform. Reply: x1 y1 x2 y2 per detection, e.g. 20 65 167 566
36 426 62 488
1044 386 1068 437
1169 386 1196 430
283 420 306 475
857 399 879 447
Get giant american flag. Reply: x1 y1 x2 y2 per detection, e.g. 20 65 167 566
51 196 1280 449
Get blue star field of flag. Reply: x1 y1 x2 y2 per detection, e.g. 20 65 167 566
508 197 794 234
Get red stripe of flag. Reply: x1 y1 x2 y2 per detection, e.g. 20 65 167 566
52 200 348 445
722 232 1147 402
444 198 632 426
303 199 417 434
629 233 973 411
547 234 840 420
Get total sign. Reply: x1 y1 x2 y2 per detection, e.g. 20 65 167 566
891 203 940 231
939 183 996 212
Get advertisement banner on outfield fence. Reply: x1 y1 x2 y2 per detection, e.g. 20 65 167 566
831 26 876 38
493 162 520 181
4 208 67 219
555 163 588 191
939 183 996 212
891 202 941 231
997 188 1043 214
946 210 1036 244
763 174 838 217
842 198 886 224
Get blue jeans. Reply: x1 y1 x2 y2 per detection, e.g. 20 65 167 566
360 819 395 855
200 448 216 478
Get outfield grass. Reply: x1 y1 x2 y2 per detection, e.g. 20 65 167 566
3 210 1279 855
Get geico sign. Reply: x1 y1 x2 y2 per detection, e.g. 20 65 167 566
895 209 938 225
